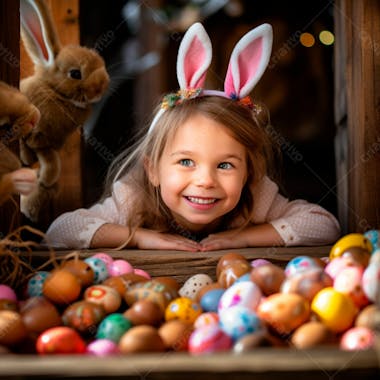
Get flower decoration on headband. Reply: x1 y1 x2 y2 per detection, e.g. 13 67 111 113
161 88 202 109
148 22 272 134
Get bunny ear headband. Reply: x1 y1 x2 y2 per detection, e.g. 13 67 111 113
148 22 273 133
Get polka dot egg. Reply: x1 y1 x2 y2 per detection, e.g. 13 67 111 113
26 271 50 297
165 297 202 324
84 257 109 284
179 274 213 300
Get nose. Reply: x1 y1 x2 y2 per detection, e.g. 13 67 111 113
194 166 216 188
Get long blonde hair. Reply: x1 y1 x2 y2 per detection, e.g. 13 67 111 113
104 96 276 240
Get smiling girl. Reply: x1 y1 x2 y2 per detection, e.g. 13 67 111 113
45 23 340 251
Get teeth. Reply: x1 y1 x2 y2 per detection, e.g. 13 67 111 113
187 196 216 204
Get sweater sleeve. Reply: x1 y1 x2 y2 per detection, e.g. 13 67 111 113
251 177 341 246
44 181 131 249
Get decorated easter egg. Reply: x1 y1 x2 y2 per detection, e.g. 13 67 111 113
62 300 106 334
219 305 262 341
281 268 333 302
87 339 120 356
84 285 121 314
124 280 178 312
179 274 213 300
0 284 17 302
218 261 251 288
158 319 193 351
284 256 322 277
154 276 181 291
26 272 49 297
165 297 202 324
91 252 114 266
107 259 134 277
0 310 27 346
311 287 358 333
188 324 232 354
250 263 285 295
324 256 361 279
102 273 148 296
333 266 369 308
84 257 109 284
20 297 62 335
36 326 86 354
362 261 380 304
133 268 151 279
257 293 310 335
216 253 250 278
119 325 165 353
330 233 372 260
43 269 81 305
364 229 380 252
218 281 262 312
340 326 376 350
96 313 132 342
291 321 333 349
123 299 164 326
61 259 94 287
194 312 219 329
200 288 225 312
195 283 224 303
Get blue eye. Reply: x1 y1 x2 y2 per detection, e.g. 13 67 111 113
179 159 193 167
218 162 233 169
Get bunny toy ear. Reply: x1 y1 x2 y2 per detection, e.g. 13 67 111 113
224 23 273 99
177 23 212 90
20 0 61 67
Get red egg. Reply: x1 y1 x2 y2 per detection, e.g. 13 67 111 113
36 326 86 354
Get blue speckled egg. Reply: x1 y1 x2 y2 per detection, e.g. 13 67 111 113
364 230 380 253
285 256 322 277
219 305 262 341
27 271 50 297
96 313 132 342
200 288 225 312
84 257 109 284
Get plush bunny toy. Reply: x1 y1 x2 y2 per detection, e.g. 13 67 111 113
19 0 110 223
0 81 40 206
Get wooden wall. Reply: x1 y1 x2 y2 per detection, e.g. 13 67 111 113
334 0 380 233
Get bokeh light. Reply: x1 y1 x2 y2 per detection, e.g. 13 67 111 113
319 30 335 45
300 33 315 47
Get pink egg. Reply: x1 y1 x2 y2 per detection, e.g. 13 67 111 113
194 312 219 329
251 259 271 268
324 256 361 279
0 284 17 302
107 260 134 277
340 326 376 350
91 253 114 267
334 267 369 308
133 268 151 279
87 339 120 356
188 324 232 354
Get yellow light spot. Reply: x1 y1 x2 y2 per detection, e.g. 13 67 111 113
319 30 334 45
300 33 315 47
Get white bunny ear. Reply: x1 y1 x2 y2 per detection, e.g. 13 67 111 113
177 23 212 90
20 0 61 67
224 23 273 99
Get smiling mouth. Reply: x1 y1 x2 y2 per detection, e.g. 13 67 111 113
186 196 218 205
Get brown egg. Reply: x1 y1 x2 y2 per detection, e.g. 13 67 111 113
0 299 18 312
291 321 333 349
62 300 106 334
355 304 380 330
341 247 371 267
216 252 249 278
218 261 251 288
124 299 164 326
158 320 193 351
195 282 225 303
119 325 165 353
61 259 94 287
154 276 181 292
0 310 27 346
102 273 148 296
233 330 287 352
257 293 310 335
250 264 285 296
43 269 82 305
84 285 121 314
20 297 61 335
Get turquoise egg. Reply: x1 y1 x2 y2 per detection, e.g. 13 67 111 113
364 230 380 253
84 257 109 284
96 313 131 342
27 271 50 297
200 289 225 312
